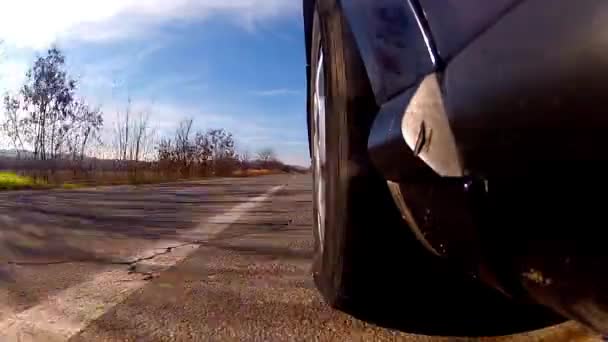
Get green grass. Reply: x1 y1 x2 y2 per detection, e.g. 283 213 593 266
0 172 46 190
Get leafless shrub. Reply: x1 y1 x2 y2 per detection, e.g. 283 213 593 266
1 47 292 185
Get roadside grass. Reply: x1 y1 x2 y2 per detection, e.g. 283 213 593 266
232 169 278 177
0 168 288 191
12 170 184 189
0 172 48 190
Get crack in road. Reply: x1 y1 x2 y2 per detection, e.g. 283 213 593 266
4 219 293 271
0 180 297 342
4 214 293 285
5 240 208 280
125 241 206 280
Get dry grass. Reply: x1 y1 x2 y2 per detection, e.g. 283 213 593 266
9 169 183 189
232 169 280 177
0 168 285 191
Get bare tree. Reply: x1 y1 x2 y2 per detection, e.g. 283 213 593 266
207 129 235 159
3 47 103 163
111 100 158 163
130 110 155 162
175 119 193 154
156 120 239 177
257 147 276 163
113 98 132 161
239 149 251 168
193 130 212 171
64 100 103 160
2 93 25 158
80 104 103 160
174 118 195 176
240 150 251 163
157 138 173 161
202 129 236 175
20 47 77 160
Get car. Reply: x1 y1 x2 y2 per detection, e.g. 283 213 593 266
303 0 608 336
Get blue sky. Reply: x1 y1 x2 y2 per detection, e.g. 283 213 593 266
0 1 309 166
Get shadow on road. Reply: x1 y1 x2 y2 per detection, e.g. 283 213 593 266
0 181 272 267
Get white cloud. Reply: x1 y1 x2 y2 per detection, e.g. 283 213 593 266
0 0 309 165
0 0 299 49
0 59 28 93
251 88 302 97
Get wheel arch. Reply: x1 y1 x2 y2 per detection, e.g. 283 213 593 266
304 0 439 155
303 0 316 157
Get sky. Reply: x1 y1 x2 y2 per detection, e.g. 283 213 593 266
0 0 309 166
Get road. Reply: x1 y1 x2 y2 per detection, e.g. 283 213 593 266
0 174 601 341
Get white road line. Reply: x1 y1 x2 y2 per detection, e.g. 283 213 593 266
0 185 284 342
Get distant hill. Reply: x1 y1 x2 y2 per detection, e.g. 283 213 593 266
0 149 35 159
0 149 99 161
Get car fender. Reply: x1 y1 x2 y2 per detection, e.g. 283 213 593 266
304 0 437 106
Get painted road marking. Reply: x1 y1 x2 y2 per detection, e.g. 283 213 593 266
0 185 284 342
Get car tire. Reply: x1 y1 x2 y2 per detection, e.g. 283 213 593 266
309 0 412 309
308 0 564 336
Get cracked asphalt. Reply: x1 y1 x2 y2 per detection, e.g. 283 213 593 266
0 174 602 341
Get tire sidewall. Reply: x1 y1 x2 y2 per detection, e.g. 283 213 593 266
310 8 345 302
309 3 380 304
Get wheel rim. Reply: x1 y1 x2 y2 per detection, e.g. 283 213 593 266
313 49 327 251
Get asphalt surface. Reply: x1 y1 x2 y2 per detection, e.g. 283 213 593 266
0 174 601 341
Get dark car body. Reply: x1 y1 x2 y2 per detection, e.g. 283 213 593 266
304 0 608 334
